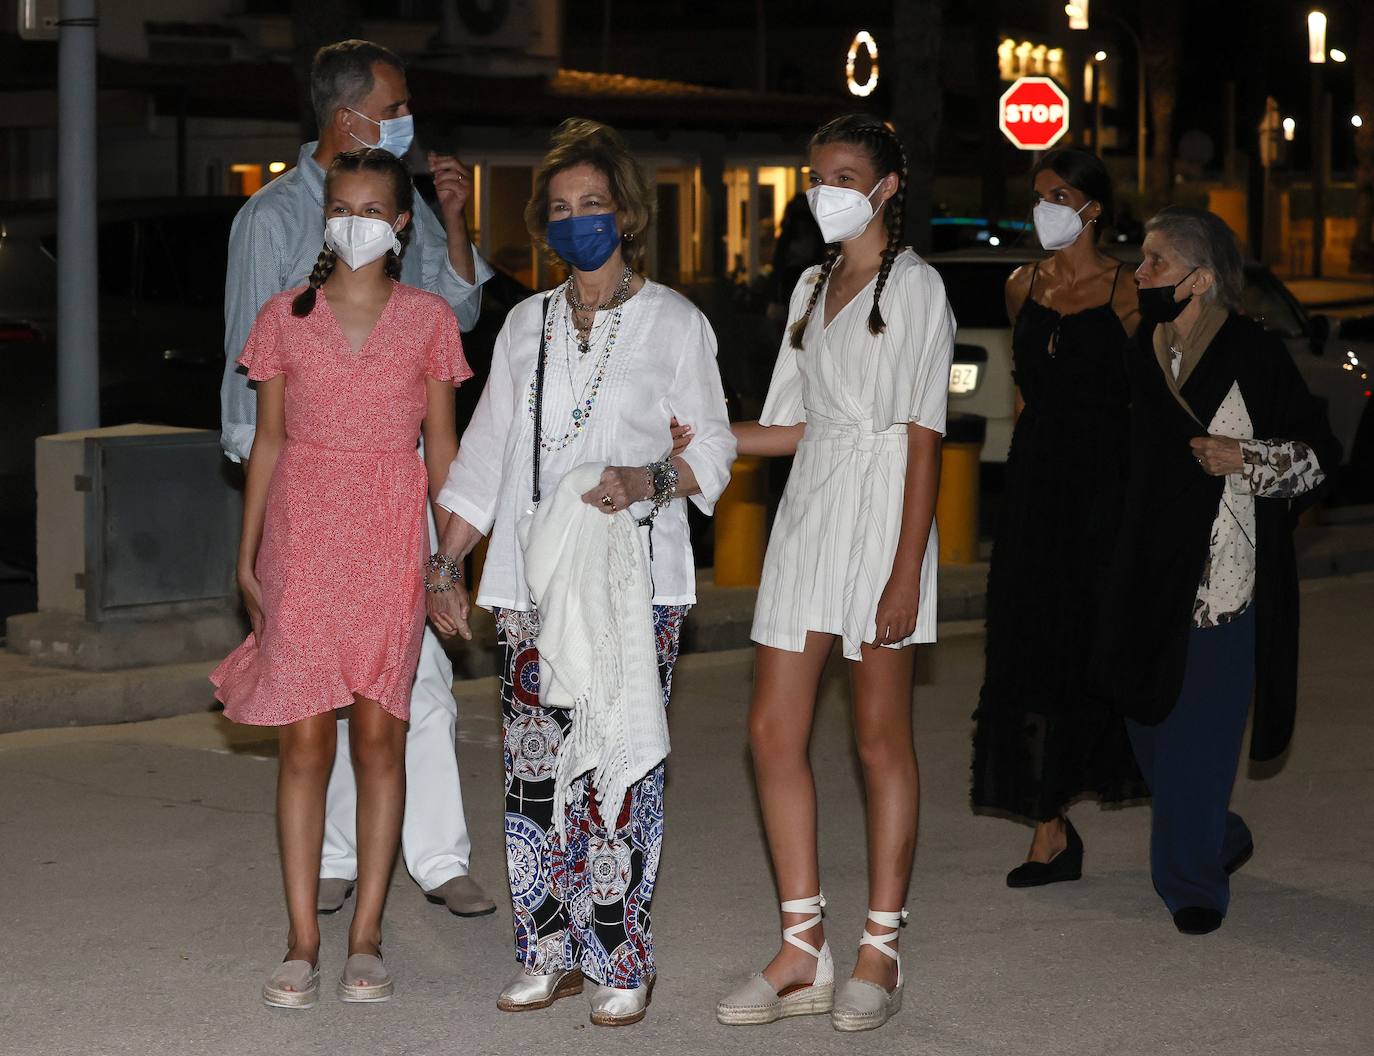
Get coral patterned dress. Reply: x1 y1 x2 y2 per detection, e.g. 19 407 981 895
211 282 472 726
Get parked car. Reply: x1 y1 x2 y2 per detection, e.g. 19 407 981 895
927 247 1374 484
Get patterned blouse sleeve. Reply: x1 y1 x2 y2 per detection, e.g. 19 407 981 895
236 294 286 382
1231 438 1326 498
426 304 475 387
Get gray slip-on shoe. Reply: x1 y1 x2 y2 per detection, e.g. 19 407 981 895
424 874 497 917
317 878 355 914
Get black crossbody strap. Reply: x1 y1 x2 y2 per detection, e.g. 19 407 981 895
531 294 551 507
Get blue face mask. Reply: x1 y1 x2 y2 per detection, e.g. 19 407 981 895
545 212 620 272
347 109 414 159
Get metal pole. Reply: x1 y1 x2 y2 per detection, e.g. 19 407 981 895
57 0 100 432
1312 62 1325 277
1135 41 1146 196
1091 59 1102 150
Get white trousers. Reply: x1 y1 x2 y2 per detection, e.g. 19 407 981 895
319 483 473 891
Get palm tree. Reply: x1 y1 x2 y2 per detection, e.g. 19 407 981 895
892 0 946 253
1352 2 1374 273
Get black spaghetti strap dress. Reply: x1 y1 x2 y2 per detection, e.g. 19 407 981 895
971 264 1147 822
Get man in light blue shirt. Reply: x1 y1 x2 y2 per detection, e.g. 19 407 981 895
221 39 496 918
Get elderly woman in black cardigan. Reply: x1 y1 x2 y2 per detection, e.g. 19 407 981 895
1101 206 1340 936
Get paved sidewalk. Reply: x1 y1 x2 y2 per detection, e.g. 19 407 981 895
2 573 1370 1056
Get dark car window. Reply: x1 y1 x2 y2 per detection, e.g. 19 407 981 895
96 220 138 299
148 213 234 308
0 235 55 311
1242 267 1306 338
928 260 1014 328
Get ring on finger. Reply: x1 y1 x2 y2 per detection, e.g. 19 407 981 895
600 494 614 507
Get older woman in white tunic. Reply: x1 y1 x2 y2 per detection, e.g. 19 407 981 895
425 119 735 1027
717 115 953 1035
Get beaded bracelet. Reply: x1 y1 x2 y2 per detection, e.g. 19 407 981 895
643 458 679 520
424 553 464 594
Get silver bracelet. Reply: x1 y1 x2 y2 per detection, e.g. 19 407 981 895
646 458 679 512
424 553 463 594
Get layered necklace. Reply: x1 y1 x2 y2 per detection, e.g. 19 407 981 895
565 266 634 353
527 285 625 452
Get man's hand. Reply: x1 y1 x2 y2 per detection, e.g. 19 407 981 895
429 151 473 230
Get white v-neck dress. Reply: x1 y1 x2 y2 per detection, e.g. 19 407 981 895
751 249 956 659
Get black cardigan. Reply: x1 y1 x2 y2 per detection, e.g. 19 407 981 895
1098 313 1341 761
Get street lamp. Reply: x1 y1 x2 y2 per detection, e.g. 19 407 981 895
1065 3 1089 31
1309 9 1328 277
1354 115 1365 129
1330 48 1347 62
1308 11 1327 63
1089 51 1107 151
1284 117 1297 142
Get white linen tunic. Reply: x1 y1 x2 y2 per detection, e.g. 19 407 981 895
438 280 736 611
752 249 955 660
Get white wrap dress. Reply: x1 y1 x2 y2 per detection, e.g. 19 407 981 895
751 249 956 660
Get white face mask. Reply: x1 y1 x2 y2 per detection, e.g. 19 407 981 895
324 215 402 271
1033 199 1093 251
806 180 884 244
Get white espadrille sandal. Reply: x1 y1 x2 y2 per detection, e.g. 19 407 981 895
831 908 908 1032
716 894 836 1026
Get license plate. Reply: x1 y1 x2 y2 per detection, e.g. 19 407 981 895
949 363 980 394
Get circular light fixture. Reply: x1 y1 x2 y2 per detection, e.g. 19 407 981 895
1094 50 1107 61
1354 115 1365 128
846 31 879 98
1283 117 1297 141
1330 48 1347 62
268 161 287 174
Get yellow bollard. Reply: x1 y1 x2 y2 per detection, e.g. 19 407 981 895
936 441 981 565
714 455 768 587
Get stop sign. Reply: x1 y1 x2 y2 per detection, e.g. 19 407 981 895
999 76 1071 151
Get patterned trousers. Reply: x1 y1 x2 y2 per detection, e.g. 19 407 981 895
495 605 688 988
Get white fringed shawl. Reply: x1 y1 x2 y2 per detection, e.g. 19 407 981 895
519 462 667 835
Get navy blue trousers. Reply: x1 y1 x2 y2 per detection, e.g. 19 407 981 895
1126 605 1256 917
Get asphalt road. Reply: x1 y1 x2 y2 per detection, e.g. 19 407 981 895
2 573 1371 1056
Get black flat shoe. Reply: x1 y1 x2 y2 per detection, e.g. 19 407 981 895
1006 817 1084 888
1223 839 1254 876
1173 906 1224 935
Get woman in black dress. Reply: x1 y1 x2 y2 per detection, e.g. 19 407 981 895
971 149 1146 885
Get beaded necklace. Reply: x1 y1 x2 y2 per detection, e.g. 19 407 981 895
527 287 622 452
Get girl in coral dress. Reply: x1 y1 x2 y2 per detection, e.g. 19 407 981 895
212 149 471 1008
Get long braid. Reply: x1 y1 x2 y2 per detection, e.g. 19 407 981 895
789 245 841 349
867 133 907 336
385 222 411 281
292 246 337 317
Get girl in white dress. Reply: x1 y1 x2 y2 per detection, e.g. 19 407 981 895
716 115 954 1033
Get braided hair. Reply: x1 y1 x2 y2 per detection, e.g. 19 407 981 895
789 115 908 350
292 147 415 317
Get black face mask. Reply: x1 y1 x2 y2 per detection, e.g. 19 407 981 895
1138 267 1198 326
